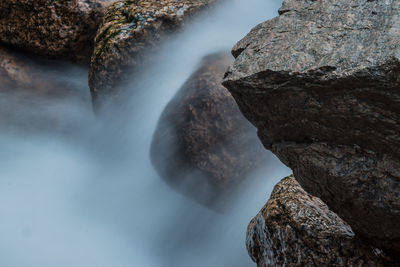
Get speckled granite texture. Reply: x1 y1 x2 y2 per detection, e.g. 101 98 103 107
0 0 115 63
247 175 394 266
223 0 400 256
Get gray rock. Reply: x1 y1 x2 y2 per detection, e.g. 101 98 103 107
223 0 400 256
247 175 394 267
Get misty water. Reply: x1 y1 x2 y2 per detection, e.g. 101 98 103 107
0 0 291 266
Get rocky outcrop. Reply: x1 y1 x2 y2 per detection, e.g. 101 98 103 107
0 0 115 64
247 175 394 267
223 0 400 257
151 53 268 208
89 0 217 106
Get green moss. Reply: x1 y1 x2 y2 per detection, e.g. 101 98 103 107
92 1 139 65
93 29 122 65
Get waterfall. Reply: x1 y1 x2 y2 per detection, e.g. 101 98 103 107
0 0 291 266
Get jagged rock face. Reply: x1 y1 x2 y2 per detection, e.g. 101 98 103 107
89 0 217 106
247 175 393 267
223 0 400 255
151 53 268 208
0 0 114 64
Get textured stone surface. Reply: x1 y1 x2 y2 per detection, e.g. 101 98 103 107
151 53 268 208
0 0 114 64
89 0 217 106
223 0 400 255
247 175 394 267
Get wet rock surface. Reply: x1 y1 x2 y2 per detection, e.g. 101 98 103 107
247 175 394 267
223 0 400 256
151 53 268 208
0 0 115 64
89 0 217 106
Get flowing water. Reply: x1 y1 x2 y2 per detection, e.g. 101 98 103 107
0 0 291 266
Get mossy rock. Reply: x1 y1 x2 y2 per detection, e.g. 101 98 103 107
89 0 218 107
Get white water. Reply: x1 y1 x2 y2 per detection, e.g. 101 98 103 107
0 0 290 266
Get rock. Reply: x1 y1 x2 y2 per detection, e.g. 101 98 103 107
223 0 400 256
247 175 394 267
89 0 217 106
0 0 115 64
151 53 268 208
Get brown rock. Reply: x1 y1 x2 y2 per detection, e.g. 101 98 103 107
89 0 218 106
0 0 115 64
223 0 400 255
150 53 268 208
247 175 394 267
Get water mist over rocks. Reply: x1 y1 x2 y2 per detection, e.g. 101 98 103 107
0 0 290 266
89 0 219 106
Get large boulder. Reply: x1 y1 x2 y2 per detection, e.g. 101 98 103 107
0 0 115 64
89 0 217 106
223 0 400 256
151 53 268 208
247 175 394 266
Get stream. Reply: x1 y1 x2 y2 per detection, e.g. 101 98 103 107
0 0 291 266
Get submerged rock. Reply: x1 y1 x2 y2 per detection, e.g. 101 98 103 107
151 53 268 208
223 0 400 256
89 0 217 106
0 0 115 64
247 175 394 266
0 46 67 95
0 45 91 134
